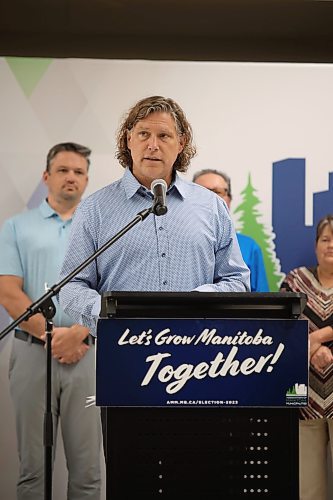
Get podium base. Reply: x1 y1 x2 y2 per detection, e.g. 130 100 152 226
101 407 299 500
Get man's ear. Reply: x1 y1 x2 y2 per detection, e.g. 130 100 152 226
127 130 132 150
178 134 185 153
42 170 48 184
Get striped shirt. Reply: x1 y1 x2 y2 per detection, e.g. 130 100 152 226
281 266 333 419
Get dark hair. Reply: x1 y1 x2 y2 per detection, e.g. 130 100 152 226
192 168 232 199
46 142 91 172
316 214 333 242
116 95 196 173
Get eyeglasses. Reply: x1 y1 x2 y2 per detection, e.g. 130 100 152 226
212 188 231 198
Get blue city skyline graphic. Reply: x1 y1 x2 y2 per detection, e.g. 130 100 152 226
272 158 333 274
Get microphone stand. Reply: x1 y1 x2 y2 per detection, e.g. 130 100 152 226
0 204 158 500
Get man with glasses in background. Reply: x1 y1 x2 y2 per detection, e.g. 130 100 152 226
193 168 269 292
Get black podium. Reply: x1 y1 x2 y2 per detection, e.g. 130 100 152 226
97 292 308 500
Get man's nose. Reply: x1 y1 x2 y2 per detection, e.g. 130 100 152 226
65 170 76 181
147 136 159 151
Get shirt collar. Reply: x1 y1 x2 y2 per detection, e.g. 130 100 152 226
39 198 58 219
121 167 190 200
172 173 191 199
121 168 145 199
39 198 73 221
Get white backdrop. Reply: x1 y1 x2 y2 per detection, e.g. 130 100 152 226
1 58 333 226
1 57 333 498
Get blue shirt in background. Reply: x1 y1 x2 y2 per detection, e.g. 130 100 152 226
237 233 269 292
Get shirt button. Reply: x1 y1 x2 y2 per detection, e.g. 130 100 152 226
161 253 166 257
159 226 163 231
163 280 167 286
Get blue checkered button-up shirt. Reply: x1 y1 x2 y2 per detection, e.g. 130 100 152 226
58 168 250 334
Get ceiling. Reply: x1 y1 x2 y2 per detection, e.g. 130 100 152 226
1 0 333 62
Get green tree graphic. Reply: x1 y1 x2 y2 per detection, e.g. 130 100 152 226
233 173 284 291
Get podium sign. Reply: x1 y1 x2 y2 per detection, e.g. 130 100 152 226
96 317 308 408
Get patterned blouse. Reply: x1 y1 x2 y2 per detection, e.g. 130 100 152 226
280 266 333 419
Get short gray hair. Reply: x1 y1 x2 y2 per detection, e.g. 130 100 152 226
192 168 232 199
46 142 91 172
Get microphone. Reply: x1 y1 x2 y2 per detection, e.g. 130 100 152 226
151 178 168 216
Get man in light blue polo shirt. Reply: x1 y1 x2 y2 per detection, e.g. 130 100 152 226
0 143 102 499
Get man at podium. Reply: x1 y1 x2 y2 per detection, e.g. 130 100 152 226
58 95 250 336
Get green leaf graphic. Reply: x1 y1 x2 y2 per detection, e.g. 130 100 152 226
5 57 52 97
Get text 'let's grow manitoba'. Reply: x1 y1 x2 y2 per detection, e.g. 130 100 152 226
117 327 285 394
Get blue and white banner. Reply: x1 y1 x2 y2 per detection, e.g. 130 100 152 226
96 318 308 408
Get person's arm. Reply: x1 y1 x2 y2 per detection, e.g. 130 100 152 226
309 325 333 356
0 275 46 339
0 275 90 364
279 271 333 370
58 202 101 334
194 204 250 293
194 245 250 292
310 342 333 372
251 244 269 292
44 324 90 364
